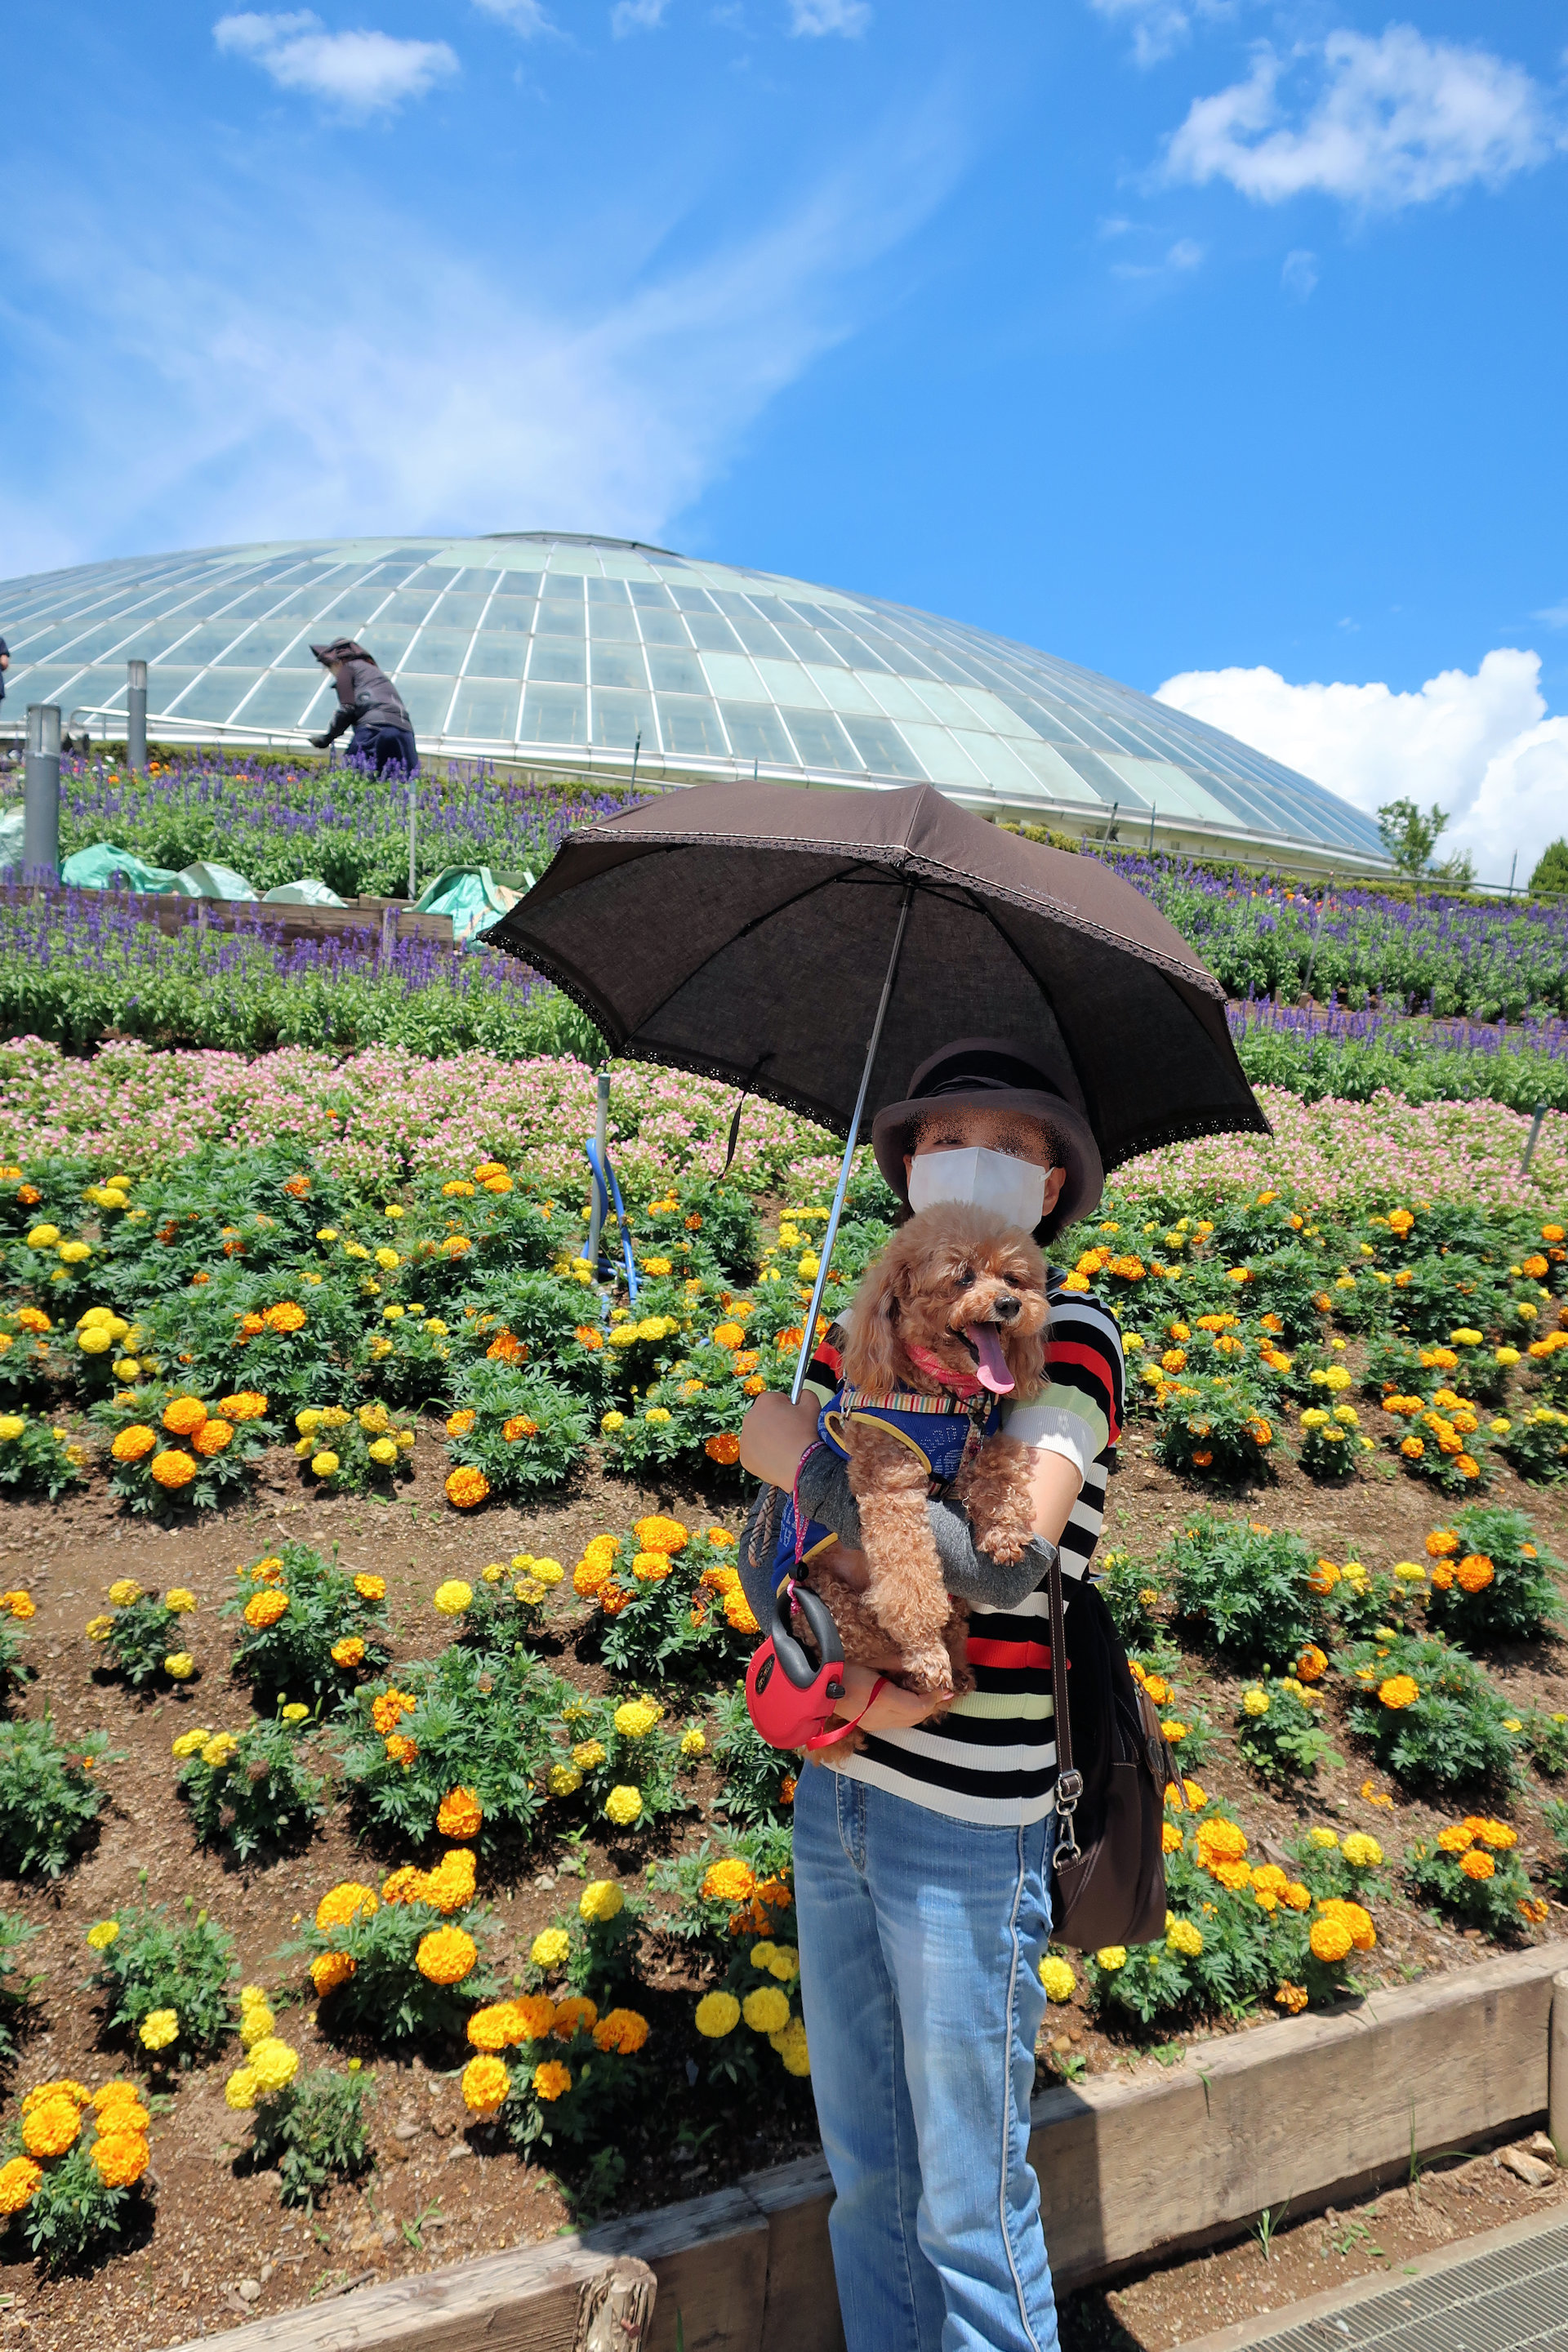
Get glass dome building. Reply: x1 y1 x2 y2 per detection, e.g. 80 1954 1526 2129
0 531 1387 874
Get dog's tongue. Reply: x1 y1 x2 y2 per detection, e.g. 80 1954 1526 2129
964 1324 1014 1395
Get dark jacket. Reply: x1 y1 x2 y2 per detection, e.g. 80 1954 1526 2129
321 657 411 743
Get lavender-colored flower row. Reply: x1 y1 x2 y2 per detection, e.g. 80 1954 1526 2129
1227 997 1568 1064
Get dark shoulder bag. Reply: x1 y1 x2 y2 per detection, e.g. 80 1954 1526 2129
1045 1557 1183 1951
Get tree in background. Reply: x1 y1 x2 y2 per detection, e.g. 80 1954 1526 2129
1376 799 1475 887
1529 840 1568 898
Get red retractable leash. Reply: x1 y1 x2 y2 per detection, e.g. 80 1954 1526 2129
745 1579 889 1753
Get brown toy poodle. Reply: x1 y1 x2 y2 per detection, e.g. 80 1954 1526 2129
804 1203 1050 1721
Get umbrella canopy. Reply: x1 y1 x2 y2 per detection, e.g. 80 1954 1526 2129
494 780 1265 1171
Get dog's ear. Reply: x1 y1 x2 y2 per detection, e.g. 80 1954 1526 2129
842 1243 907 1395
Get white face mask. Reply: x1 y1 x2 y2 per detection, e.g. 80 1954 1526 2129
906 1146 1047 1233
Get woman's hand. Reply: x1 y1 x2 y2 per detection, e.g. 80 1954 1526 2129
834 1662 950 1732
738 1390 823 1487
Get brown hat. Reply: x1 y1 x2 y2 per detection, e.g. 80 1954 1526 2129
871 1038 1104 1241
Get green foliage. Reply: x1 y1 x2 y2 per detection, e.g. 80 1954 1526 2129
1094 1551 1165 1648
1168 1514 1322 1668
93 1592 195 1691
3 2109 152 2272
225 1542 392 1705
0 1410 87 1500
175 1715 329 1861
1424 1506 1561 1643
1376 797 1472 884
524 1879 647 1999
546 1688 700 1838
0 1312 59 1402
1152 1375 1281 1486
1530 839 1568 897
242 2067 374 2207
1405 1820 1540 1940
709 1686 797 1827
96 1386 275 1513
1234 1673 1342 1785
1499 1407 1568 1484
0 1915 39 2067
290 1400 416 1492
0 1719 113 1877
295 1883 497 2044
1294 1401 1371 1477
583 1526 755 1684
1284 1825 1392 1905
86 1901 237 2062
490 2003 653 2158
1520 1708 1568 1777
1321 1557 1425 1642
1338 1630 1521 1793
598 1334 756 1484
650 1828 797 1967
443 1361 591 1499
1545 1799 1568 1891
336 1646 566 1850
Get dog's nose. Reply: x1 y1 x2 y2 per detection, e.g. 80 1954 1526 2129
993 1294 1020 1323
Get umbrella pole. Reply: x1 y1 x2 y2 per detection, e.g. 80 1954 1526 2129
790 883 914 1405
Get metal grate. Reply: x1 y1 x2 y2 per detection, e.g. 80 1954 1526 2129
1237 2217 1568 2351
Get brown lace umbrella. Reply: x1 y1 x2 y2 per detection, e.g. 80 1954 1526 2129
492 779 1265 1389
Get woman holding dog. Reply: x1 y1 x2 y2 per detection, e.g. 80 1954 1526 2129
739 1040 1123 2352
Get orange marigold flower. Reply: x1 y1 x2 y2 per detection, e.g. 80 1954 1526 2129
371 1688 414 1735
192 1417 234 1457
550 1995 599 2041
315 1882 378 1932
593 2007 651 2055
444 1466 490 1509
21 2097 82 2158
702 1859 755 1903
574 1325 604 1350
1378 1674 1419 1710
110 1424 157 1463
1426 1529 1460 1558
218 1391 269 1420
354 1573 386 1601
150 1449 197 1490
416 1927 478 1985
91 2131 150 2188
1455 1554 1495 1592
331 1636 365 1668
1295 1645 1327 1683
1437 1824 1475 1852
705 1432 742 1465
283 1175 311 1198
501 1415 538 1441
162 1395 208 1436
468 2001 530 2051
634 1516 690 1553
310 1951 355 1995
1274 1982 1309 2014
385 1734 418 1766
532 2060 571 2101
1309 1915 1353 1963
1460 1849 1494 1881
264 1302 306 1333
0 2157 41 2214
599 1580 630 1616
243 1589 289 1630
437 1786 483 1839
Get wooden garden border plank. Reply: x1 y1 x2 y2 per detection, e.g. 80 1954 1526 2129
1 883 455 947
166 1942 1568 2352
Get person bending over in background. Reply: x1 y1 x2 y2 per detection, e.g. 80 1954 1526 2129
738 1040 1124 2352
309 639 419 777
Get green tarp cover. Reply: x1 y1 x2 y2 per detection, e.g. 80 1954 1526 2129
0 809 24 871
261 879 345 906
60 842 180 893
412 865 519 947
172 861 258 901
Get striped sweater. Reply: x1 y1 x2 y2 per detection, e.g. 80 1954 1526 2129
823 1273 1124 1827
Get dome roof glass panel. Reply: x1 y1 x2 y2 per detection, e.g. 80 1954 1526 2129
0 532 1388 872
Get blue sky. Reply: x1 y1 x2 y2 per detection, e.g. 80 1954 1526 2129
2 0 1565 874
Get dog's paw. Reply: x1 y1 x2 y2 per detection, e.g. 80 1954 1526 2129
955 1435 1038 1565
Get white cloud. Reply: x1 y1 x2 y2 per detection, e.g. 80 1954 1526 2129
471 0 553 31
0 105 959 572
787 0 870 37
214 12 458 114
1112 234 1203 280
1281 246 1316 298
1089 0 1210 70
1155 648 1567 880
1535 599 1568 629
611 0 669 31
1164 27 1556 211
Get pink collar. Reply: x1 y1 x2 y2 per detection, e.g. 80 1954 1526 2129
903 1342 987 1399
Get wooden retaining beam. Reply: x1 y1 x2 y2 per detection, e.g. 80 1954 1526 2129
169 1941 1568 2352
0 883 455 950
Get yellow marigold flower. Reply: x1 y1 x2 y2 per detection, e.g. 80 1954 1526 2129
138 2008 179 2051
742 1984 791 2034
354 1573 386 1601
771 2016 811 2076
0 2155 42 2213
239 2002 276 2051
243 1588 289 1630
1039 1955 1076 2002
530 1927 571 1971
163 1650 195 1681
579 1879 624 1923
225 2066 260 2111
532 2060 572 2100
248 2037 299 2095
462 2055 511 2115
86 1614 114 1642
200 1733 239 1769
86 1919 121 1950
695 1990 741 2038
330 1636 366 1670
604 1784 643 1827
416 1927 478 1986
613 1699 660 1740
310 1449 341 1477
1241 1689 1269 1717
1094 1946 1127 1971
1165 1918 1204 1958
310 1951 354 1996
467 2001 528 2051
433 1579 474 1615
548 1762 583 1797
680 1728 706 1757
1341 1833 1383 1868
314 1882 379 1933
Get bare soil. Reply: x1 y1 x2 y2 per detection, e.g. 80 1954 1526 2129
0 1407 1565 2350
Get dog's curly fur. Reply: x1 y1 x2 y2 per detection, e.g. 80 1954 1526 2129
807 1204 1049 1730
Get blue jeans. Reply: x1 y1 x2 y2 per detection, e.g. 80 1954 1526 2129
793 1764 1059 2352
351 724 419 777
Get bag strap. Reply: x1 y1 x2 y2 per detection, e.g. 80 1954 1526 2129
1046 1552 1084 1868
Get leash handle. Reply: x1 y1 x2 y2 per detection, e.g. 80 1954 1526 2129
805 1674 889 1751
